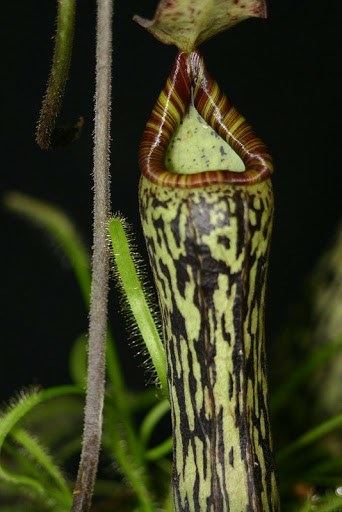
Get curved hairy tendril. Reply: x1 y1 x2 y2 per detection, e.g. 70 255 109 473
36 0 78 150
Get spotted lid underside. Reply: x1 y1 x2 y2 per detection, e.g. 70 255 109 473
134 0 267 51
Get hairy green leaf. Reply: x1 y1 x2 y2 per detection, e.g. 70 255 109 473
0 386 79 505
298 494 342 512
109 216 167 394
11 428 70 497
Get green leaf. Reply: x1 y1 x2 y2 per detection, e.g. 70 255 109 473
134 0 267 51
104 407 155 512
4 191 125 393
140 399 170 446
11 428 70 497
69 334 87 389
298 494 342 512
0 386 80 503
0 391 45 497
4 192 90 302
318 496 342 512
57 438 81 463
277 414 342 462
124 389 159 412
271 337 342 412
109 216 167 394
308 458 342 475
145 437 173 461
299 476 342 487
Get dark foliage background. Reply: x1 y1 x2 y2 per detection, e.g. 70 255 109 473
0 0 341 403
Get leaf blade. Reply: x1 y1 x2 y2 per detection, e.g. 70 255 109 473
109 216 167 394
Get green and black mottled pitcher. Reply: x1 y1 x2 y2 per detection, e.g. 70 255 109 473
139 51 280 512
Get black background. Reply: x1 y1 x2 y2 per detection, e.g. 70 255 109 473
1 1 341 402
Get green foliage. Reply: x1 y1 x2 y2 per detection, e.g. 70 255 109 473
0 387 80 509
2 195 341 511
140 400 170 446
277 414 342 462
4 192 90 302
272 337 342 413
4 190 124 392
69 335 88 390
298 494 342 512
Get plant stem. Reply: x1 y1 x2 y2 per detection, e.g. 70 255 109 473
36 0 76 149
71 0 113 510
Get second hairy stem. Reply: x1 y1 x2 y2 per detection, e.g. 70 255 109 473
71 0 112 510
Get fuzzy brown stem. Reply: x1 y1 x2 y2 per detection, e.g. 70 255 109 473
36 0 76 150
71 0 112 510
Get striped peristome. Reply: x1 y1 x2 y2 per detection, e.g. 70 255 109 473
139 51 280 511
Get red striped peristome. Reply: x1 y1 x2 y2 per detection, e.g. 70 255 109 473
139 51 273 188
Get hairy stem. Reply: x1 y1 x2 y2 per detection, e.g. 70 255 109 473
71 0 113 510
36 0 76 149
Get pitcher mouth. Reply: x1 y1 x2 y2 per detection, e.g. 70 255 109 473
139 51 273 189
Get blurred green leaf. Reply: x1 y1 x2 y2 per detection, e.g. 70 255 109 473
309 458 342 475
4 191 125 393
0 386 80 505
104 407 154 511
145 437 173 461
69 334 87 389
277 414 342 462
11 428 70 498
4 192 91 302
140 399 170 446
124 389 159 412
272 337 342 413
298 494 342 512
